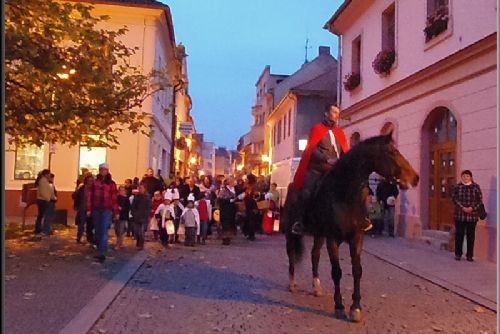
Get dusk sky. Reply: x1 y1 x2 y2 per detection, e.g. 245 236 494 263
166 0 343 149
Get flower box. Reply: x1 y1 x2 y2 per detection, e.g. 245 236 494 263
372 49 396 75
343 72 360 91
424 6 449 42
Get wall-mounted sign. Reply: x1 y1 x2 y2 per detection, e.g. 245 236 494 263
179 122 193 135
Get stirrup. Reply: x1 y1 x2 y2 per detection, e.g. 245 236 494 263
362 218 373 232
291 221 304 235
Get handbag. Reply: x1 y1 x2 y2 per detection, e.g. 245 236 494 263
477 203 487 220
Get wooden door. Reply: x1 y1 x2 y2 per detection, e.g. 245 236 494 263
426 107 457 231
429 143 456 230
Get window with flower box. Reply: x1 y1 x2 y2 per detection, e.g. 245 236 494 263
425 0 449 42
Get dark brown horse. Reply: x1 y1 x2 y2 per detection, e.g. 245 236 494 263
282 132 419 322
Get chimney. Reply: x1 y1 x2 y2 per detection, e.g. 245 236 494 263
319 46 330 56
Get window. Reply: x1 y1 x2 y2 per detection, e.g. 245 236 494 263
277 120 282 145
425 0 449 42
288 109 292 137
79 146 107 176
283 114 287 140
14 145 45 180
351 36 361 75
382 3 395 51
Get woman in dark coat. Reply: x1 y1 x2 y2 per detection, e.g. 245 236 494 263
217 176 237 245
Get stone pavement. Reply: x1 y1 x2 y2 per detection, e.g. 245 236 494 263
363 235 497 312
4 221 139 334
89 234 497 334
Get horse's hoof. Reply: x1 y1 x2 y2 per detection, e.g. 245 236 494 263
334 308 347 319
349 308 363 323
312 278 324 297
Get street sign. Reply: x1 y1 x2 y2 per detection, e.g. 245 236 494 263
179 122 193 135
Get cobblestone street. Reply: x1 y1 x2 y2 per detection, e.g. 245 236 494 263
89 234 497 334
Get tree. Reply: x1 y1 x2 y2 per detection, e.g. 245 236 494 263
5 0 173 148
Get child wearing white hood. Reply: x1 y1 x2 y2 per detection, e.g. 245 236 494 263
155 191 176 248
180 193 200 247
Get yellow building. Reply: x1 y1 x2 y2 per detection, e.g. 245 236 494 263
5 0 183 217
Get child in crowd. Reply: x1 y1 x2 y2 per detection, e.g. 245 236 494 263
155 192 175 248
172 190 184 243
73 174 95 244
149 190 163 241
131 184 151 250
180 194 200 247
116 185 130 249
196 191 212 245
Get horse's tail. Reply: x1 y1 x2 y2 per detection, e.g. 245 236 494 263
283 183 304 264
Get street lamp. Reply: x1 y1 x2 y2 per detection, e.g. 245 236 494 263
299 139 308 151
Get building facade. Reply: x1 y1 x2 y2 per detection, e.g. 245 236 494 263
5 0 183 217
268 47 338 195
325 0 497 261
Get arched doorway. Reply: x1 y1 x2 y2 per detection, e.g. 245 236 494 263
422 107 457 231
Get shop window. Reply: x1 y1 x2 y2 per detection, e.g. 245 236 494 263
79 146 106 176
14 145 45 180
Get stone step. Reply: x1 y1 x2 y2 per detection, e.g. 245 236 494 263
415 235 453 252
421 229 450 241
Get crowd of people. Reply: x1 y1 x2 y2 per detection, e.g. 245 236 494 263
34 164 280 263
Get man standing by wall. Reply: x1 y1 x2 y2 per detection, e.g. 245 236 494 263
376 178 399 237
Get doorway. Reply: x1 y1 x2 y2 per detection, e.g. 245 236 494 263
424 107 457 231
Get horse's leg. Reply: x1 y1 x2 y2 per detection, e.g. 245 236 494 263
311 235 325 297
326 237 346 319
348 233 364 323
286 234 298 292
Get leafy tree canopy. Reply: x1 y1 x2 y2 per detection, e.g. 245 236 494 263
5 0 174 148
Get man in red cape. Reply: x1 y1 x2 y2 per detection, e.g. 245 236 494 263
290 104 371 235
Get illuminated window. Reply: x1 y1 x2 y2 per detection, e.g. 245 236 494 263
14 145 45 180
79 146 106 176
79 136 107 176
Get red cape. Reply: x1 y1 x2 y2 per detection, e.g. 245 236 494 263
292 123 349 189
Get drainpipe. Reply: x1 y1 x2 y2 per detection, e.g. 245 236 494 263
170 88 177 176
335 33 342 109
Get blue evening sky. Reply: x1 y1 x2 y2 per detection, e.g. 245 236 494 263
165 0 343 149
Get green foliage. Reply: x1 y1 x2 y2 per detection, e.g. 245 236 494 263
5 0 172 148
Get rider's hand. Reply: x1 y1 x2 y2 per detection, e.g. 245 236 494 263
327 158 336 165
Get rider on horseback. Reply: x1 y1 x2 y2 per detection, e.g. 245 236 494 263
291 104 372 235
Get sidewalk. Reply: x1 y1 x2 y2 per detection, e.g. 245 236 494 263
4 220 141 334
363 235 497 312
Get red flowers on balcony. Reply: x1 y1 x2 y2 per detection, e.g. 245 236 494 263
343 72 361 91
372 49 396 76
424 5 449 42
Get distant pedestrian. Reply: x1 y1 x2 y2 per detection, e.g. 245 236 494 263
148 190 163 241
86 163 119 263
451 170 484 262
124 178 133 197
142 168 163 197
172 191 184 243
180 194 200 247
131 184 151 250
376 178 399 237
115 185 130 249
34 169 53 239
73 174 95 244
218 177 237 246
155 192 175 248
197 191 212 244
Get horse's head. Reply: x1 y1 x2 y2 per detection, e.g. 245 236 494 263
367 132 419 190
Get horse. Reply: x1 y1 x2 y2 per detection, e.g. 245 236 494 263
282 132 419 322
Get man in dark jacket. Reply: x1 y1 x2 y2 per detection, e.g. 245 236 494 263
376 178 399 237
141 168 163 198
131 184 152 250
180 177 201 204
